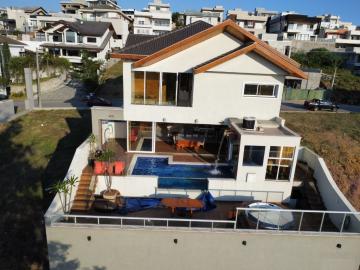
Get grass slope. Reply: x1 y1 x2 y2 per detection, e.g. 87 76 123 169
282 113 360 210
0 110 91 270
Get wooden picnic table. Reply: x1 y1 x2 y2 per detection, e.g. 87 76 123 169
161 198 204 216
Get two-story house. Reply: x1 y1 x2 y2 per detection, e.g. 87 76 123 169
44 20 360 270
133 0 172 35
39 20 119 64
181 6 224 26
90 19 308 201
268 13 321 41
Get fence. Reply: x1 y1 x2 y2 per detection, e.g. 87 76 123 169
48 208 360 235
282 88 332 101
235 207 360 234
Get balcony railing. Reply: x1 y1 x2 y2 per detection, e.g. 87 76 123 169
47 208 360 235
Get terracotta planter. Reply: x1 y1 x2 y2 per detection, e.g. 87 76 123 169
102 189 120 203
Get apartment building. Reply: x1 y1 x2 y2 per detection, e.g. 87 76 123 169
268 12 321 41
181 6 224 26
132 0 172 35
227 8 268 36
5 6 48 32
39 20 117 63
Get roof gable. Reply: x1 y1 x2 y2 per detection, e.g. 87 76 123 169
112 19 307 79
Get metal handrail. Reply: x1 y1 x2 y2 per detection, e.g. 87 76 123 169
236 207 360 215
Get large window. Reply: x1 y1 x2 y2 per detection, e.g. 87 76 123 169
243 83 278 97
266 146 295 181
129 121 153 152
177 73 193 107
162 73 177 105
132 72 145 104
145 72 160 105
243 146 265 166
65 30 76 43
131 71 192 107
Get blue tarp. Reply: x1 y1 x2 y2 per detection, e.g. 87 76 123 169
197 191 216 211
121 198 162 213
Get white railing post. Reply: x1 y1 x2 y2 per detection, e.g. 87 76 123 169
144 219 146 228
74 216 77 224
298 212 304 232
234 208 239 230
97 217 100 225
121 217 123 228
189 220 192 229
319 212 325 232
256 211 260 230
340 214 347 233
166 219 169 228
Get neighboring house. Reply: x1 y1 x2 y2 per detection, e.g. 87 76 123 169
268 13 321 41
78 5 132 48
227 8 269 36
181 6 224 26
60 0 120 15
39 20 117 64
0 35 26 56
6 6 48 32
0 19 16 33
44 20 360 270
133 0 172 35
318 14 341 30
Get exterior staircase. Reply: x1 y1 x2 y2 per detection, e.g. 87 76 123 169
71 166 96 212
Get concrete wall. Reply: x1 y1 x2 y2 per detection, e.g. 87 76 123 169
46 226 360 270
0 99 15 122
291 40 337 53
298 147 360 233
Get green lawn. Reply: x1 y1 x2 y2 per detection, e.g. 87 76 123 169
0 110 91 270
281 112 360 210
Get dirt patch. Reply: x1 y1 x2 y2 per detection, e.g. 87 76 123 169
281 113 360 210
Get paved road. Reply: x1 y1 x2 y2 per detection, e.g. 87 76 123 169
14 80 122 111
281 100 360 113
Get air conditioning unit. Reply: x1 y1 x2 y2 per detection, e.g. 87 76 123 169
242 117 256 130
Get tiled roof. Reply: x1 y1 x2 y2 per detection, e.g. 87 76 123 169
53 20 112 37
125 34 154 47
0 35 26 46
117 21 212 55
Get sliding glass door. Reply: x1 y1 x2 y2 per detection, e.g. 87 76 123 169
128 121 154 152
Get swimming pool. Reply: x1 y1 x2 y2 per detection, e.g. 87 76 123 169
131 157 234 190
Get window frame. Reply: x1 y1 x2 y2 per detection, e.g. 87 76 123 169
265 146 295 181
242 145 266 167
87 37 97 43
243 83 279 98
131 71 193 107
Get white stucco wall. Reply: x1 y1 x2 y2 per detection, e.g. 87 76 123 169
122 32 291 124
46 226 360 270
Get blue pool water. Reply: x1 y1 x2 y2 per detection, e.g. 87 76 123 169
132 157 234 190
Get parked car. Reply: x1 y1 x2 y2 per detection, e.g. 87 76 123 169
304 99 339 111
86 96 112 107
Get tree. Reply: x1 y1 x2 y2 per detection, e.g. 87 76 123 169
76 51 102 92
172 12 184 28
0 42 11 87
49 175 79 214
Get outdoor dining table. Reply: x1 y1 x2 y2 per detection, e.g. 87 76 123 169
161 198 204 216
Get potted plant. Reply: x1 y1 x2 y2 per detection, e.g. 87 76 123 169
99 149 120 202
88 134 96 167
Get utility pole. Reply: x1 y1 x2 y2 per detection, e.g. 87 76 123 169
331 66 337 90
36 48 42 107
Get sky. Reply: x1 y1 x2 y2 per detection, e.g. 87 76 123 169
1 0 360 25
